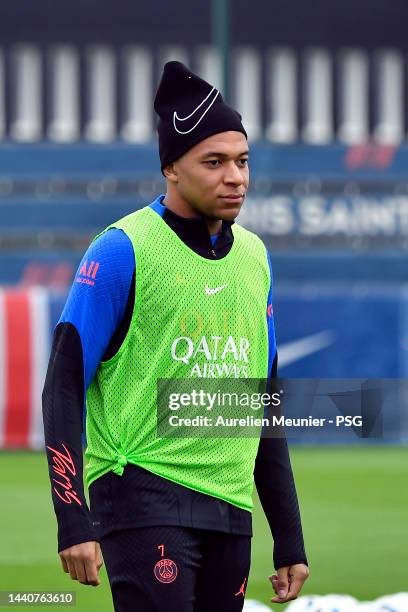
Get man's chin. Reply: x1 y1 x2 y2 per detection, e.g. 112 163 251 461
217 206 242 221
207 204 243 221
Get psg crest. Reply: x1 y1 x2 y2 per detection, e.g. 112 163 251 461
154 558 178 584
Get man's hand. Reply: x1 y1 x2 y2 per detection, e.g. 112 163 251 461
59 541 103 586
269 563 309 604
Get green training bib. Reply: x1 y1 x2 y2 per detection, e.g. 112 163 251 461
85 205 270 511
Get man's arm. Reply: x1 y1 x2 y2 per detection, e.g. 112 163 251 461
42 322 97 552
42 229 134 559
255 418 310 603
254 249 309 603
254 355 308 570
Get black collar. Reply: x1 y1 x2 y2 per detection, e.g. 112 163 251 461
161 205 235 259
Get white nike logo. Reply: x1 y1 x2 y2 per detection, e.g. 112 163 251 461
278 330 335 368
205 284 228 295
173 87 220 135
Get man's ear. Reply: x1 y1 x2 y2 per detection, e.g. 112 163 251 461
163 163 178 183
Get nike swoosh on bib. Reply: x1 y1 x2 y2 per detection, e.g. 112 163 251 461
173 87 220 135
205 284 228 295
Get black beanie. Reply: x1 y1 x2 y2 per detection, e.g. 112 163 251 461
154 61 247 171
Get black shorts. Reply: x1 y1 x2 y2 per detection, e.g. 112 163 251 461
100 525 251 612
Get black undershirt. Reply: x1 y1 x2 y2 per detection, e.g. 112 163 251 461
42 205 308 569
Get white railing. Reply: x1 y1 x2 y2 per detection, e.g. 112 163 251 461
0 44 406 145
10 45 43 142
48 45 80 142
0 51 5 140
233 47 262 141
338 49 369 144
302 48 333 144
373 49 404 145
121 46 153 143
84 46 116 142
266 48 297 143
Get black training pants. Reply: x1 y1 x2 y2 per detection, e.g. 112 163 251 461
100 526 251 612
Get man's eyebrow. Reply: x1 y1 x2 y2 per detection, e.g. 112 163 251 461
201 150 249 159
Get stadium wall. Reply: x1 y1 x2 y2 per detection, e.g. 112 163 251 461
1 143 407 284
0 286 407 449
1 143 407 448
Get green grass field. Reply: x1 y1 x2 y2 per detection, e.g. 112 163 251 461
1 447 407 610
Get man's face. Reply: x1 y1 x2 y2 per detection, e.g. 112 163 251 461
166 131 249 221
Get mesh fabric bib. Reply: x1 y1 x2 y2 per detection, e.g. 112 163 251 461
85 205 270 511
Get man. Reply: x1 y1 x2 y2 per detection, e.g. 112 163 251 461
42 61 309 611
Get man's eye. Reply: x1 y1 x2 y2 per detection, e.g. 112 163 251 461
238 159 248 166
205 160 221 167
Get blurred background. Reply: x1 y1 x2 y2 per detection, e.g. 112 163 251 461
0 1 407 610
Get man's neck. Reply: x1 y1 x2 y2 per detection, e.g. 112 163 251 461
162 195 222 236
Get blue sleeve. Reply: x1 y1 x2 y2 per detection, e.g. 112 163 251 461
59 228 135 390
266 250 277 376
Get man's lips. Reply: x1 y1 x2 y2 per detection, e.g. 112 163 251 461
219 194 245 201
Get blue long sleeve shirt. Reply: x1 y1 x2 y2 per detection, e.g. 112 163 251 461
42 195 307 570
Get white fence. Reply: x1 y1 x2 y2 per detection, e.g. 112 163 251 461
0 45 406 144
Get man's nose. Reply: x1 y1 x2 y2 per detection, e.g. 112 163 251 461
223 162 244 185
